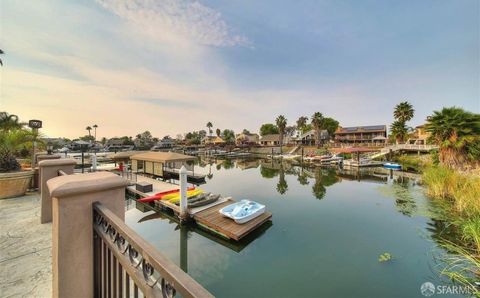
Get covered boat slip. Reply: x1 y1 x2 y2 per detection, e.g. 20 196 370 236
129 151 205 182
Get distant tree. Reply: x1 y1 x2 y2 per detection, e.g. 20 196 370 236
206 122 213 136
242 129 251 135
79 135 95 142
222 129 235 144
199 130 207 139
394 101 415 123
275 115 287 153
216 128 221 137
425 107 480 168
259 123 279 136
100 137 107 145
92 124 98 141
311 112 324 147
0 49 4 66
296 116 308 132
323 117 339 138
86 126 92 137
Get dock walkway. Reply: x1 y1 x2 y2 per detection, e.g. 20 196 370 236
127 175 272 241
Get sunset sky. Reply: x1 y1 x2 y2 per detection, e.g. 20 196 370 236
1 0 479 139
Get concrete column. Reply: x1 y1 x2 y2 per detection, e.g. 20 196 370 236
38 159 76 224
179 166 188 220
47 172 128 298
34 154 61 190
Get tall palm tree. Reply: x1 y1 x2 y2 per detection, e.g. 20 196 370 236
86 126 92 137
0 49 4 66
394 101 415 123
311 112 324 147
296 116 308 132
390 121 408 144
93 124 98 141
275 115 287 153
425 107 480 168
206 122 213 136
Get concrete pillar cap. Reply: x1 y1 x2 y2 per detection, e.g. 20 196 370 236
39 159 77 168
47 172 128 198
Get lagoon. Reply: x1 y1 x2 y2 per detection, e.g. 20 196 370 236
125 158 462 298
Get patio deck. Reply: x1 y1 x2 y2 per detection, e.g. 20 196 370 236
0 193 52 297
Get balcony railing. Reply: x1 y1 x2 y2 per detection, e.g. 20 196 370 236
93 202 213 298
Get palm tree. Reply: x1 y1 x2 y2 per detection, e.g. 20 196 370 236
394 101 415 123
296 116 308 132
206 122 213 136
86 126 92 137
0 112 25 131
390 121 408 144
275 115 287 154
215 128 221 137
425 107 480 168
93 124 98 141
0 49 4 66
311 112 324 147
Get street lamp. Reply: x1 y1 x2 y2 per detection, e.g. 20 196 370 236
28 119 42 168
75 140 90 173
47 142 53 155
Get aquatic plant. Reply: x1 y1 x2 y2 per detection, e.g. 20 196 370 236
378 252 392 262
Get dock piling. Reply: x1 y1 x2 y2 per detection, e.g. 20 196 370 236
179 166 188 221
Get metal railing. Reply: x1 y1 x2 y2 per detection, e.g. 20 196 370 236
93 202 213 298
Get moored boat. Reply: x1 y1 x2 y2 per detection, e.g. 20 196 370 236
383 162 402 170
219 200 266 224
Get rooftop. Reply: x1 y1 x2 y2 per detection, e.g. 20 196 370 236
130 151 196 163
335 125 386 134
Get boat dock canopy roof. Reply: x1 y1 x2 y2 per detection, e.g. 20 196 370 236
130 151 196 163
110 151 147 161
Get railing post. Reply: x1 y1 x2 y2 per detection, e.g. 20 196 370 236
38 159 76 224
47 172 128 298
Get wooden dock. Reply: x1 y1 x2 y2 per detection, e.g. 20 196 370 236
126 175 272 241
192 198 272 241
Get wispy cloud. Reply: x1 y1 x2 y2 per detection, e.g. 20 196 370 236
96 0 250 47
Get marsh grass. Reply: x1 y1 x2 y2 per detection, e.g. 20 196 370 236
423 166 480 216
423 166 480 294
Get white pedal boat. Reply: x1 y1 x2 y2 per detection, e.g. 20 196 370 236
219 200 266 224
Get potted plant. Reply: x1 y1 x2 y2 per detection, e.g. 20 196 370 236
0 113 37 199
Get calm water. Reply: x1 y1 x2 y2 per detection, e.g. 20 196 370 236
125 158 464 298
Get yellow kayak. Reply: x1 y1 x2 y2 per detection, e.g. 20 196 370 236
167 189 203 204
161 189 197 200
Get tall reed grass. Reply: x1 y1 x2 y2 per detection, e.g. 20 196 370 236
423 166 480 295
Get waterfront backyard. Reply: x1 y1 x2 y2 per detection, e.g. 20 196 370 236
124 158 464 297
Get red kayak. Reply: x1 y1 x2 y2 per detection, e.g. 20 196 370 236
138 186 195 203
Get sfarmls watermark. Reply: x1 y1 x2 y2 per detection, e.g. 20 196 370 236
420 282 479 296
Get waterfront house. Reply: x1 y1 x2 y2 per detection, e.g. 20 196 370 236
334 125 387 145
292 129 329 145
202 136 226 145
406 124 431 145
105 138 134 151
235 132 260 145
151 136 175 150
259 134 280 146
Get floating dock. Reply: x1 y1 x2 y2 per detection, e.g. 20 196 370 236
126 175 272 241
